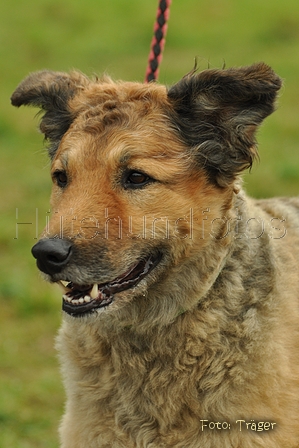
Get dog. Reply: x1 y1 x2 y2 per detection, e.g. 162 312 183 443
11 63 299 447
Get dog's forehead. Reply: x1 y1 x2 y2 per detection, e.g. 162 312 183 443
53 81 183 166
70 80 169 126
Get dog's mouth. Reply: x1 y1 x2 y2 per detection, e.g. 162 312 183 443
58 253 162 317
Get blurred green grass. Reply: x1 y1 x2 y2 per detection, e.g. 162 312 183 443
1 0 299 446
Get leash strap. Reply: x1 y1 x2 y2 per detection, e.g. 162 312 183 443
145 0 172 83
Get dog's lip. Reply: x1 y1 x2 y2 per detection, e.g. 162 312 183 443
58 252 162 317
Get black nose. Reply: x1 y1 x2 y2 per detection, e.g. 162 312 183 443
32 238 73 275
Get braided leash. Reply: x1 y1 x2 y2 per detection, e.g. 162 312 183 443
145 0 172 83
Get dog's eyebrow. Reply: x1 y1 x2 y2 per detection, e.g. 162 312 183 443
60 151 69 169
103 143 133 165
118 152 131 165
53 150 69 169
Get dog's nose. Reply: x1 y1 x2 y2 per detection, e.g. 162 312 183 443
32 238 73 275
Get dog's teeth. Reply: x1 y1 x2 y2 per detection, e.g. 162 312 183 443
63 293 93 306
58 281 69 294
90 283 98 299
63 294 72 303
60 280 69 287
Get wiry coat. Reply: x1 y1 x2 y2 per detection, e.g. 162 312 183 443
11 63 299 447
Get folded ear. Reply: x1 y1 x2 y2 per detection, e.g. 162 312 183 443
11 70 90 158
167 63 282 187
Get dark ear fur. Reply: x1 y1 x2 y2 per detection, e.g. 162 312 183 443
11 70 89 158
167 63 282 187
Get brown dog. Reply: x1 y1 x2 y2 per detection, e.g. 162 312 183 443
11 63 299 447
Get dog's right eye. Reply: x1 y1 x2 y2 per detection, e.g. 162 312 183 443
123 170 154 189
53 170 68 188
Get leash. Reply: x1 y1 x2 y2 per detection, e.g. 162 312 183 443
145 0 172 83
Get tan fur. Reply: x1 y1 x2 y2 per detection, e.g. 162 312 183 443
11 64 299 447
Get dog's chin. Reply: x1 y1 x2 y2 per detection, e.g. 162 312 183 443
56 252 163 318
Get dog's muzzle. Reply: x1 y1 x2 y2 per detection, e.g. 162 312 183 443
32 238 162 317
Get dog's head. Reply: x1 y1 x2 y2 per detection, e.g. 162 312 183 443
11 64 281 330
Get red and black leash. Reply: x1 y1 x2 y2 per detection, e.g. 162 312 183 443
145 0 172 83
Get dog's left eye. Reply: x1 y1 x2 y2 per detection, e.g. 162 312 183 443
53 170 68 188
124 171 153 189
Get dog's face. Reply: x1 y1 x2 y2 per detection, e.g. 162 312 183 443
11 64 281 329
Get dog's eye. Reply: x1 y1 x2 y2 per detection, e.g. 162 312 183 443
124 171 153 189
53 170 68 188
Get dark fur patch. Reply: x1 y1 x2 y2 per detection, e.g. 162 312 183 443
11 70 89 158
167 63 282 186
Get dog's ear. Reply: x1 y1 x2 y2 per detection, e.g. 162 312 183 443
11 70 90 158
167 63 282 187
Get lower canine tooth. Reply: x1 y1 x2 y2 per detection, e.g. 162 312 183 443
84 295 91 303
90 283 98 299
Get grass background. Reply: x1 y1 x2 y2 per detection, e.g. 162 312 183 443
1 0 299 446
